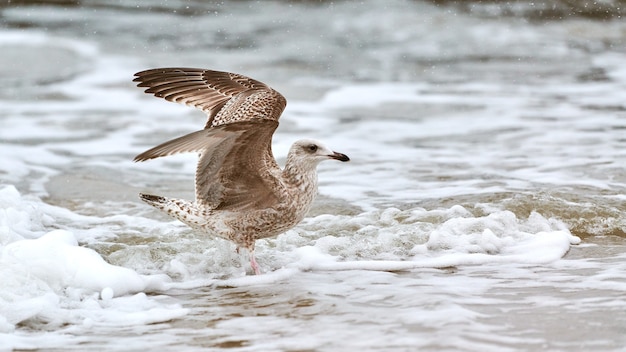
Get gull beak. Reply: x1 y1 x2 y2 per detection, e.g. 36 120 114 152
329 151 350 162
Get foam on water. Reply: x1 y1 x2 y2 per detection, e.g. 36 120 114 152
0 180 582 344
0 186 187 346
1 2 625 350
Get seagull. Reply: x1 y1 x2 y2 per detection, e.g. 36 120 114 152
133 68 349 275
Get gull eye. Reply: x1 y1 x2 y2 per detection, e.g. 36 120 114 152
307 144 318 152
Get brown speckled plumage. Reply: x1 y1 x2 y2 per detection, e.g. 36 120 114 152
133 68 349 275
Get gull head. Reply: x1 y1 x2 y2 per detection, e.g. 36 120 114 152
287 139 350 169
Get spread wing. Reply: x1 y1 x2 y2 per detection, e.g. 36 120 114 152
134 120 282 211
133 68 289 211
133 67 286 128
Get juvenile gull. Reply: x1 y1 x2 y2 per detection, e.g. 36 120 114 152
133 68 349 275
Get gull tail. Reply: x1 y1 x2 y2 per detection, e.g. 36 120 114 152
140 193 206 229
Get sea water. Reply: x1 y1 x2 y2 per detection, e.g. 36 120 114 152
1 1 625 351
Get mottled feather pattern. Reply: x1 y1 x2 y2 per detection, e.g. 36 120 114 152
210 90 286 128
134 68 285 128
133 67 349 274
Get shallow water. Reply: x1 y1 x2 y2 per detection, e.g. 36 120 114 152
1 1 625 351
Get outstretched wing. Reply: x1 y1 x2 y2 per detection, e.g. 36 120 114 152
134 120 282 211
133 68 288 211
133 68 286 128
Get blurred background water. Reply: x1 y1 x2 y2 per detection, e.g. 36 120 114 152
1 1 625 351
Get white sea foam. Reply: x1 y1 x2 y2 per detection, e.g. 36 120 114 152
1 5 625 350
0 179 581 336
0 29 98 57
0 186 187 339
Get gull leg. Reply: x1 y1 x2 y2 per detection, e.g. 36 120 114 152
249 251 261 275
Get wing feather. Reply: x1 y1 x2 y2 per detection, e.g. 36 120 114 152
133 128 243 162
195 120 282 210
133 68 286 128
134 120 282 211
133 68 287 211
